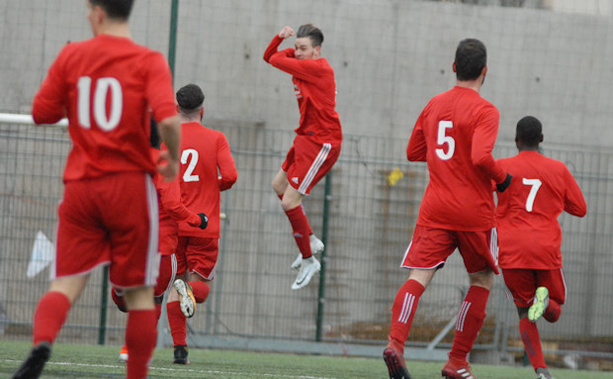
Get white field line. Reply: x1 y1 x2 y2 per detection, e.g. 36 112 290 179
2 359 337 379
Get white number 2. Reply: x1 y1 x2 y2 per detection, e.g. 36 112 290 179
435 121 455 160
77 76 123 131
181 149 200 182
523 178 542 212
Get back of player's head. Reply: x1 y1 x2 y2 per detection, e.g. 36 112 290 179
88 0 134 20
516 116 543 147
150 117 161 149
176 84 205 112
297 24 324 47
454 38 487 81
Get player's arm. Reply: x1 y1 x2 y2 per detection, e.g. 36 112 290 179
472 107 512 191
32 51 67 125
217 134 238 191
146 52 181 181
406 112 427 162
157 176 208 229
563 169 587 217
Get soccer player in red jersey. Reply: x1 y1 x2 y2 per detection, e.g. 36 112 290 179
112 121 208 363
12 1 181 378
496 116 586 379
263 24 343 290
165 84 237 364
383 39 512 379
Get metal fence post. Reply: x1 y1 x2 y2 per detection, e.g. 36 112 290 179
316 172 332 341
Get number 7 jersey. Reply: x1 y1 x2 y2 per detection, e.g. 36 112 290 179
496 150 587 269
32 34 177 182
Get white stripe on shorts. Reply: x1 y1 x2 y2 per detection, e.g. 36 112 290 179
145 174 159 286
299 143 331 195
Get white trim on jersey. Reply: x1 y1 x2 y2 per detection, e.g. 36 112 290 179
298 142 331 195
456 301 472 332
145 174 160 286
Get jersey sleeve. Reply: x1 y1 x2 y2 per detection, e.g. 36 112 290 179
32 48 68 125
217 134 238 191
406 110 427 162
563 167 587 217
145 52 177 123
157 175 201 226
471 106 507 184
263 35 284 63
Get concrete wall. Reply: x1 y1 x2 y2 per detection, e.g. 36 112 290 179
1 0 612 149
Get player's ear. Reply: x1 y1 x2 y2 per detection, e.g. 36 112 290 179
314 45 321 57
452 62 457 73
481 66 488 77
540 134 544 143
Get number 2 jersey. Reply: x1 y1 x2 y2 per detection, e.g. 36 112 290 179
496 150 587 269
32 34 177 182
408 86 507 231
176 122 237 239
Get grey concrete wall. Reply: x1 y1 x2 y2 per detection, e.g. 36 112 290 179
1 0 612 148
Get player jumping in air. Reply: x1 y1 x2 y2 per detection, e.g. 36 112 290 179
496 116 586 379
383 38 512 379
263 24 343 290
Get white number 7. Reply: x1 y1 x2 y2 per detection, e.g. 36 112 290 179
523 178 542 212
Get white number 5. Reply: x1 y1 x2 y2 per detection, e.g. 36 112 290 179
436 121 455 160
523 178 542 212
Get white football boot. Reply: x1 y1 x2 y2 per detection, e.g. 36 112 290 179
291 256 321 290
290 235 325 270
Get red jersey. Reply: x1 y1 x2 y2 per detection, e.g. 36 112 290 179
496 150 586 269
408 86 507 231
263 35 342 145
176 122 237 238
32 34 177 182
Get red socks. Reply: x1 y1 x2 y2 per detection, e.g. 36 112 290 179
167 301 187 346
284 205 313 259
520 317 547 370
33 291 71 345
449 285 489 362
126 309 157 379
544 299 561 323
189 281 210 303
388 279 425 350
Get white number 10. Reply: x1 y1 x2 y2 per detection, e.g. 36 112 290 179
436 121 455 160
523 178 542 212
77 76 123 131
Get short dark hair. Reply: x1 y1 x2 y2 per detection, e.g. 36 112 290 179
89 0 134 20
176 84 205 111
455 38 487 81
297 24 324 47
516 116 542 147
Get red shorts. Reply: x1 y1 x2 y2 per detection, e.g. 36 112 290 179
159 219 179 256
282 135 340 195
175 236 219 280
154 254 178 297
502 268 566 308
55 173 159 288
401 225 500 274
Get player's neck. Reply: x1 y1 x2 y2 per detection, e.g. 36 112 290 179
455 80 482 93
97 21 131 38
